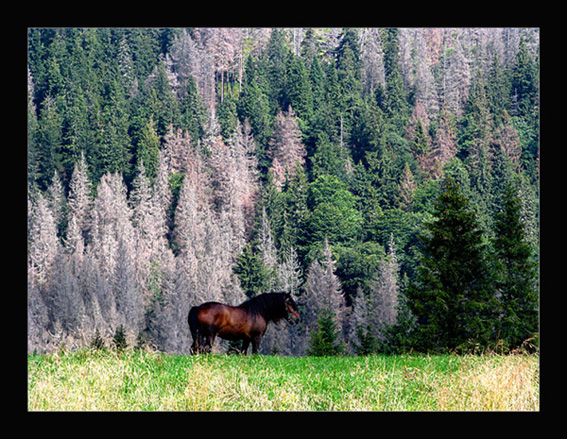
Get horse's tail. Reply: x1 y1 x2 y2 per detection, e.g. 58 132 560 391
188 305 201 353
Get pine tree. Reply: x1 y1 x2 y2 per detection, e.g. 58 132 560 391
237 55 270 149
258 207 278 291
277 246 303 295
303 238 345 340
307 174 362 245
112 324 128 352
407 176 496 352
268 107 306 190
307 309 344 356
283 53 313 121
360 28 385 98
67 152 92 244
137 116 161 180
370 234 400 333
233 243 269 298
350 286 378 355
428 107 457 179
492 186 538 350
29 193 60 287
399 162 416 211
511 37 538 120
35 95 63 191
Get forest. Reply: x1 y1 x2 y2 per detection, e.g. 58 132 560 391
27 28 539 356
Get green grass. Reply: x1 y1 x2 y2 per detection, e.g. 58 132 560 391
28 349 539 411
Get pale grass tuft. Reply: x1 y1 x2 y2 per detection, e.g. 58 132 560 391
29 351 130 410
437 355 539 411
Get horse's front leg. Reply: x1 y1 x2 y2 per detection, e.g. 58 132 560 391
241 338 250 355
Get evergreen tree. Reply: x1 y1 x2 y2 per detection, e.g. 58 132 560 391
136 116 161 180
370 234 400 334
233 243 270 299
303 237 346 348
179 76 207 142
268 107 306 190
380 28 410 125
492 186 538 350
283 53 313 121
112 324 128 352
278 164 309 254
511 37 538 121
307 174 362 246
407 176 496 352
237 55 271 152
35 95 64 190
307 309 344 356
265 28 290 113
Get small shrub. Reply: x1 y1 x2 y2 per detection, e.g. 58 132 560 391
354 324 378 355
90 329 105 351
135 331 147 351
112 324 128 352
307 309 344 356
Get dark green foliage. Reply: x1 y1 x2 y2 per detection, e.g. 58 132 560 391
135 332 148 351
334 242 384 300
492 186 538 349
407 177 496 352
218 97 238 140
133 118 159 181
511 38 539 121
307 309 344 356
112 324 128 352
233 244 270 299
179 76 207 142
353 324 379 355
307 174 363 246
237 55 271 154
283 53 313 121
89 329 105 351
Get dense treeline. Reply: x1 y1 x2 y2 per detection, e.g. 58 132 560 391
28 28 539 355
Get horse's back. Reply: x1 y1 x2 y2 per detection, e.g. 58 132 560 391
193 302 234 330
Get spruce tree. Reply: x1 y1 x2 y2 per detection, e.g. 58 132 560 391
407 176 496 352
307 309 344 356
233 244 270 299
137 117 161 181
492 186 538 350
112 324 128 352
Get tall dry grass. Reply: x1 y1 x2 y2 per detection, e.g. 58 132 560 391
436 355 539 411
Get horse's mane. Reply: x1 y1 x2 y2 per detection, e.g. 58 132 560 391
239 292 289 322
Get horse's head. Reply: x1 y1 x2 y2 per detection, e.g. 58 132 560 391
284 292 300 325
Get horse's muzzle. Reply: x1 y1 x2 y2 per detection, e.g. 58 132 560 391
286 312 300 325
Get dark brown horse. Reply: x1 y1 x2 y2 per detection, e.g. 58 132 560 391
188 292 300 355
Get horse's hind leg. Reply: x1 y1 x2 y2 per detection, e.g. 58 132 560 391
241 338 250 355
191 334 202 355
204 334 216 354
251 335 262 354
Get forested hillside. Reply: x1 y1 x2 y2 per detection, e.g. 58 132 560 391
27 28 539 355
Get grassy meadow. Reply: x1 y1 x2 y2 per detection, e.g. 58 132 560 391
28 349 539 411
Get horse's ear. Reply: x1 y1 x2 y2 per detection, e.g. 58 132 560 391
284 292 291 298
